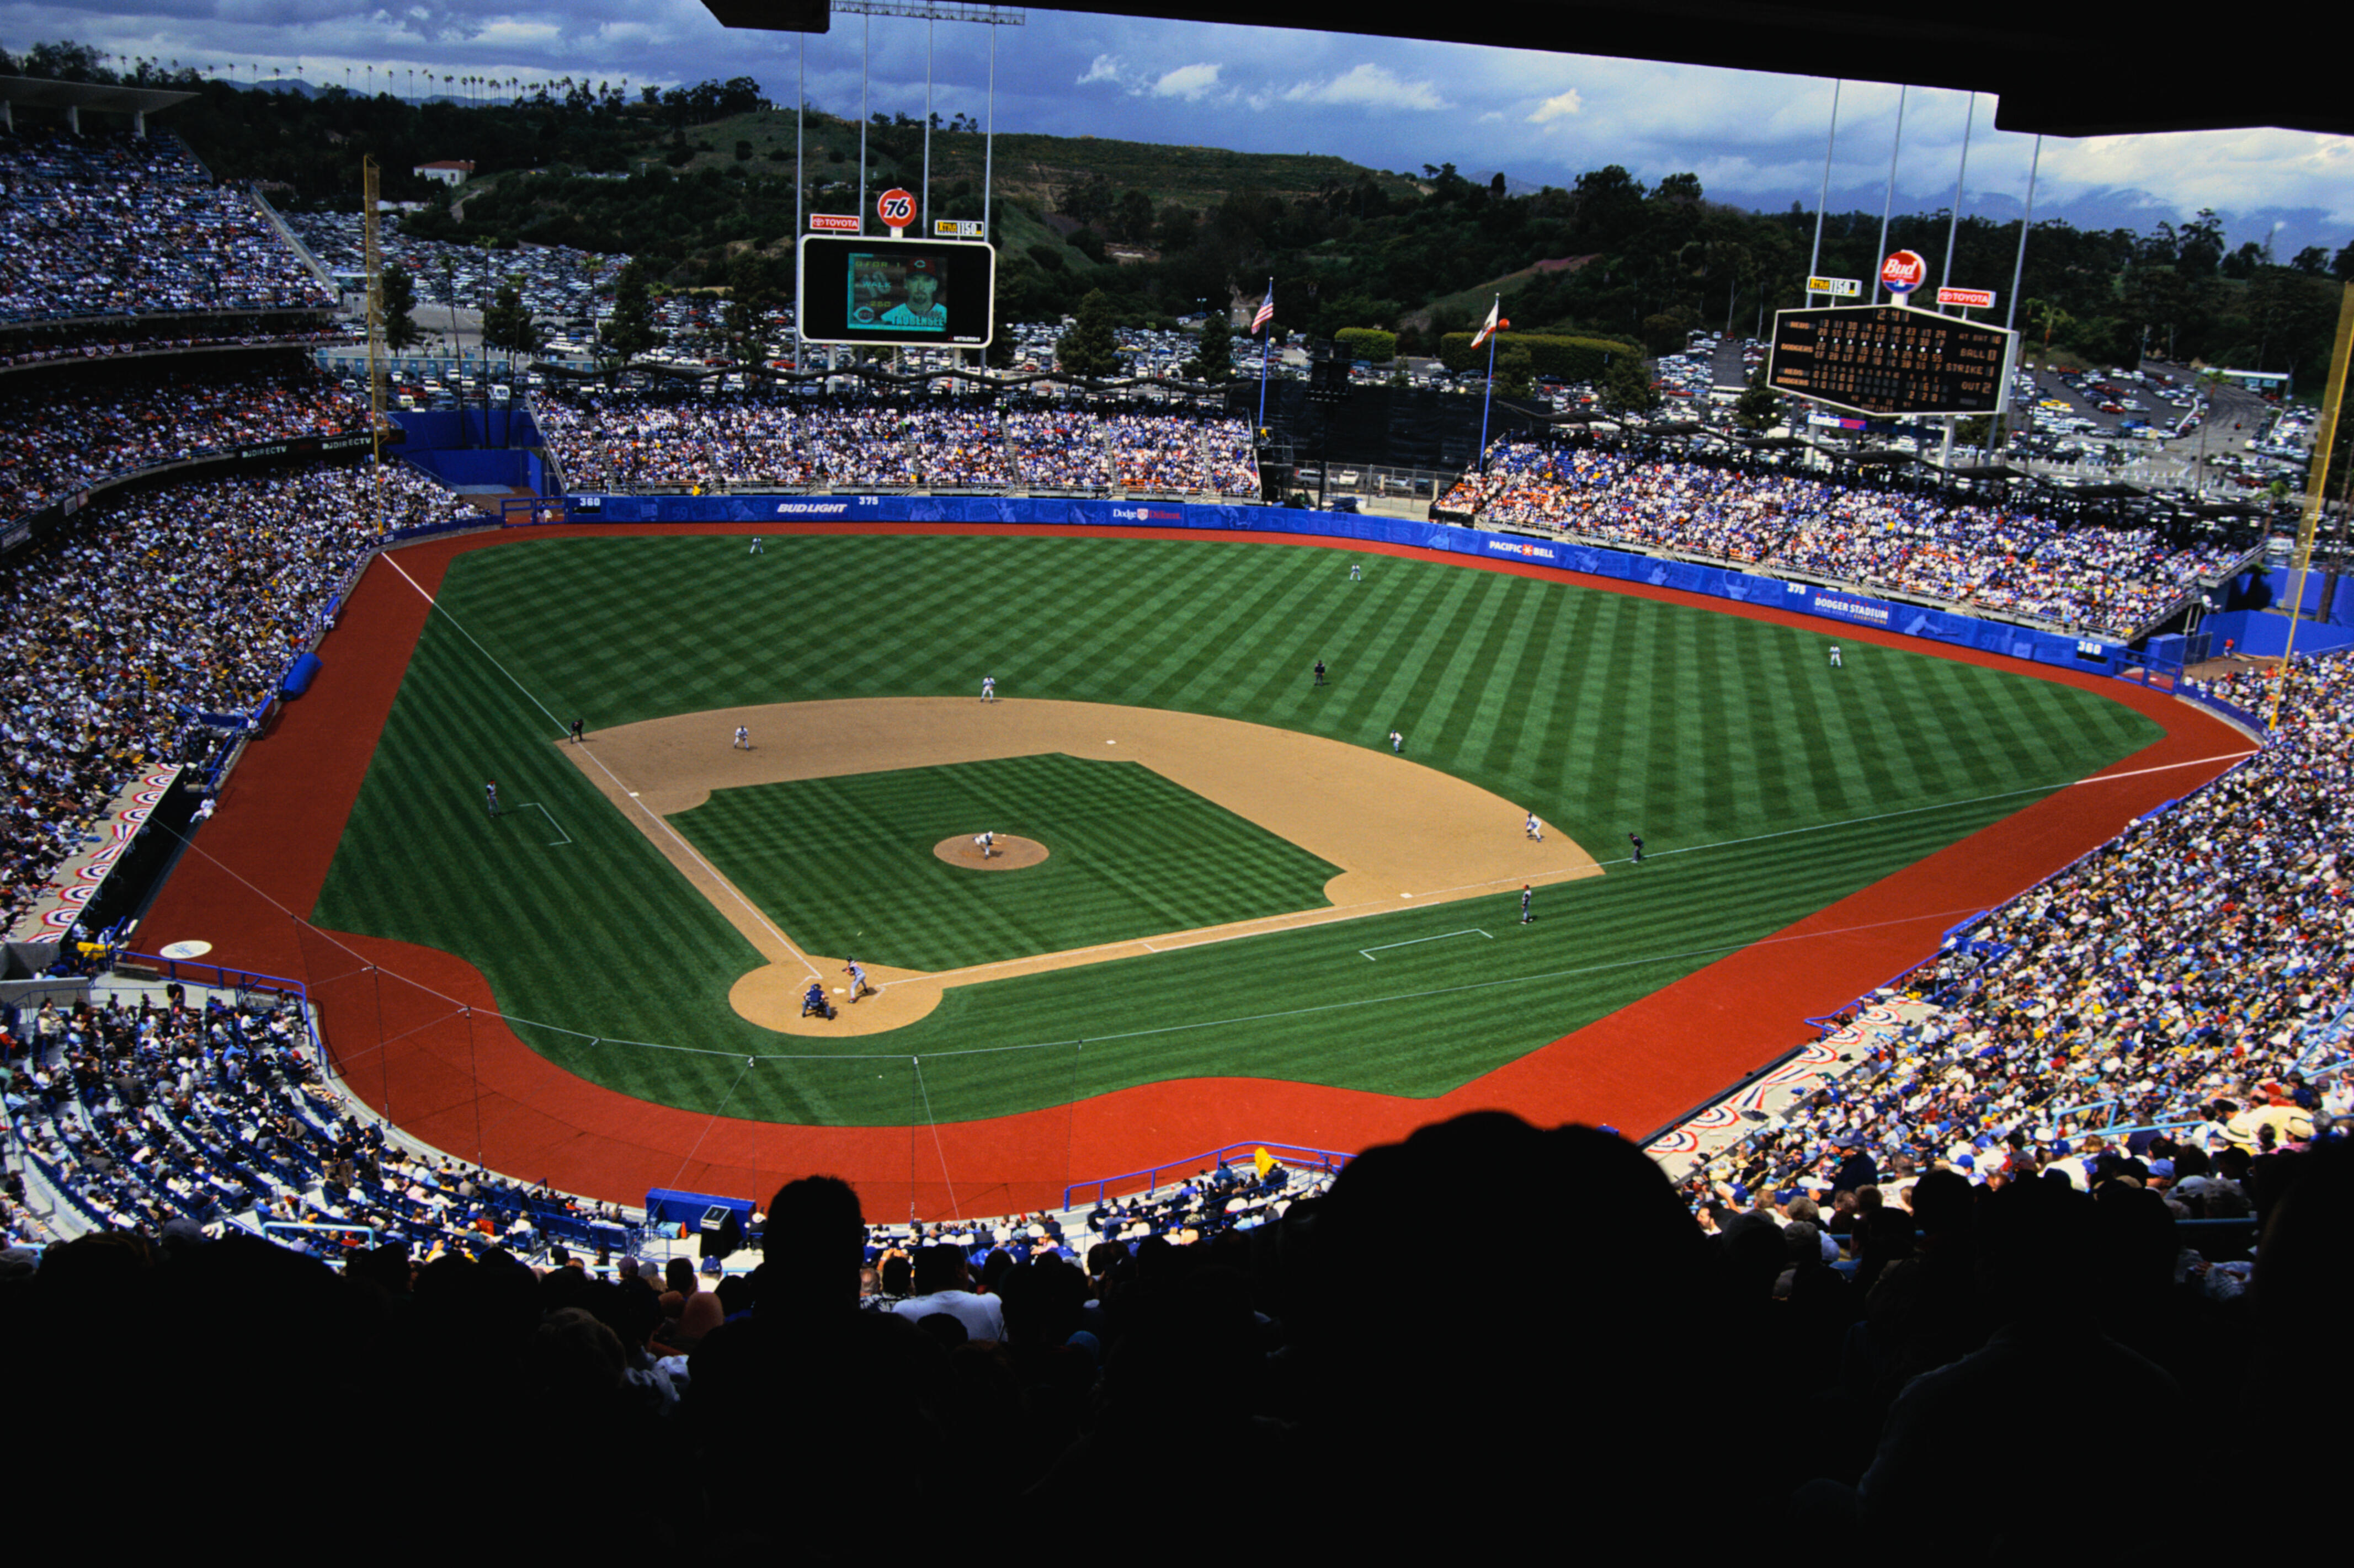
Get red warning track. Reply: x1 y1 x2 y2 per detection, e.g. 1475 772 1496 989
139 521 2254 1216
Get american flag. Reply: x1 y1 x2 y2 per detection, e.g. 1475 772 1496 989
1251 286 1274 334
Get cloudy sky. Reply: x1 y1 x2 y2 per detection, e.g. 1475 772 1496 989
12 3 2351 254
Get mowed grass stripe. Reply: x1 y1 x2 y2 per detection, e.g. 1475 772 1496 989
315 534 2164 1124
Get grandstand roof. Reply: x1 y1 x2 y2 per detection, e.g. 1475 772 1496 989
0 75 197 118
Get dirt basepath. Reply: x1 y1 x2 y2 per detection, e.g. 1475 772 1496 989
560 697 1601 1034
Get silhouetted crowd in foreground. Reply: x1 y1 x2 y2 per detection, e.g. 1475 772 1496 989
1441 439 2246 636
4 1115 2345 1546
539 391 1261 495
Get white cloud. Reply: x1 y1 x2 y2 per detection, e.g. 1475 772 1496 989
1279 62 1448 112
1149 62 1222 101
1527 88 1583 125
1077 53 1123 86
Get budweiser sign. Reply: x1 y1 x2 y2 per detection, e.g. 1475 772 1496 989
1879 249 1927 295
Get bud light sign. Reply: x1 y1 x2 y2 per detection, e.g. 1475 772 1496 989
1879 250 1927 295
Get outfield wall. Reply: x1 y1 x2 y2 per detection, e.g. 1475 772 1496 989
560 492 2156 680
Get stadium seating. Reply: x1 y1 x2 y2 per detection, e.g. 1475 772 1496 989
0 127 334 322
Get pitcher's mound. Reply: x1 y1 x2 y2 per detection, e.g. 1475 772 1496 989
934 834 1049 871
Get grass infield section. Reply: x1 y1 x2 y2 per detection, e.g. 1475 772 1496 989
311 531 2167 1126
670 753 1343 972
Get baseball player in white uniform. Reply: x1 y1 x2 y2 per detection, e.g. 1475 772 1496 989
733 725 750 750
974 831 995 859
1525 812 1543 841
1829 643 1843 668
981 675 997 702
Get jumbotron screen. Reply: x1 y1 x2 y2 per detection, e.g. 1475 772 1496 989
797 236 995 349
1767 303 2015 417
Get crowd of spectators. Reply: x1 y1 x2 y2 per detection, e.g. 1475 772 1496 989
1 458 472 929
1 359 369 520
0 128 333 322
1680 647 2351 1255
1441 437 2249 636
2 986 633 1254
539 390 1260 495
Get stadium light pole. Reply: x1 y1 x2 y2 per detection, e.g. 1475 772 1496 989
1938 91 1977 311
1874 84 1906 303
1809 79 1841 287
796 30 805 369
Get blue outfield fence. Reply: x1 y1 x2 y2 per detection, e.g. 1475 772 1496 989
557 493 2181 682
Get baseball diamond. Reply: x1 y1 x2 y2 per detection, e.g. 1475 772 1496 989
137 520 2245 1214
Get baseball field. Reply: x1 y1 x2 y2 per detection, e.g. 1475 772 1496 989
140 521 2251 1212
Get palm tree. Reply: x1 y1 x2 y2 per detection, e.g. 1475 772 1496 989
2193 365 2231 495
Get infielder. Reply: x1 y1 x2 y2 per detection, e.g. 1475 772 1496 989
981 675 997 703
1525 812 1543 841
1389 729 1403 754
733 725 750 750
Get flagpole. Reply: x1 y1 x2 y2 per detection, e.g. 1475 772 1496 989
1478 294 1500 472
1255 276 1274 428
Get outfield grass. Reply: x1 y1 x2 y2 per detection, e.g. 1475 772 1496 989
672 753 1341 971
312 531 2164 1124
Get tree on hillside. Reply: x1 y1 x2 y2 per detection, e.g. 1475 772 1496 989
1599 352 1660 417
1056 290 1122 380
601 259 666 380
481 276 543 371
725 250 785 371
1184 311 1234 383
380 264 425 352
1732 366 1781 434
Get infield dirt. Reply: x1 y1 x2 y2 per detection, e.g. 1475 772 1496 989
562 697 1601 1035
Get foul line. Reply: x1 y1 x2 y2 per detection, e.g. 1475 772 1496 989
505 802 572 846
2074 750 2257 786
380 552 820 982
1361 929 1490 961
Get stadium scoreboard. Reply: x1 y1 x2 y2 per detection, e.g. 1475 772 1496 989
1767 303 2015 417
797 234 995 350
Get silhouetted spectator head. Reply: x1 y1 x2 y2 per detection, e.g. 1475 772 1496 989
1302 1112 1718 1532
759 1174 866 1311
912 1243 967 1297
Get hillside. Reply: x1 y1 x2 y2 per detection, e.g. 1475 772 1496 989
11 54 2330 378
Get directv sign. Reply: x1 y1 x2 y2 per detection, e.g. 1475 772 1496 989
796 234 996 349
1807 276 1862 298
